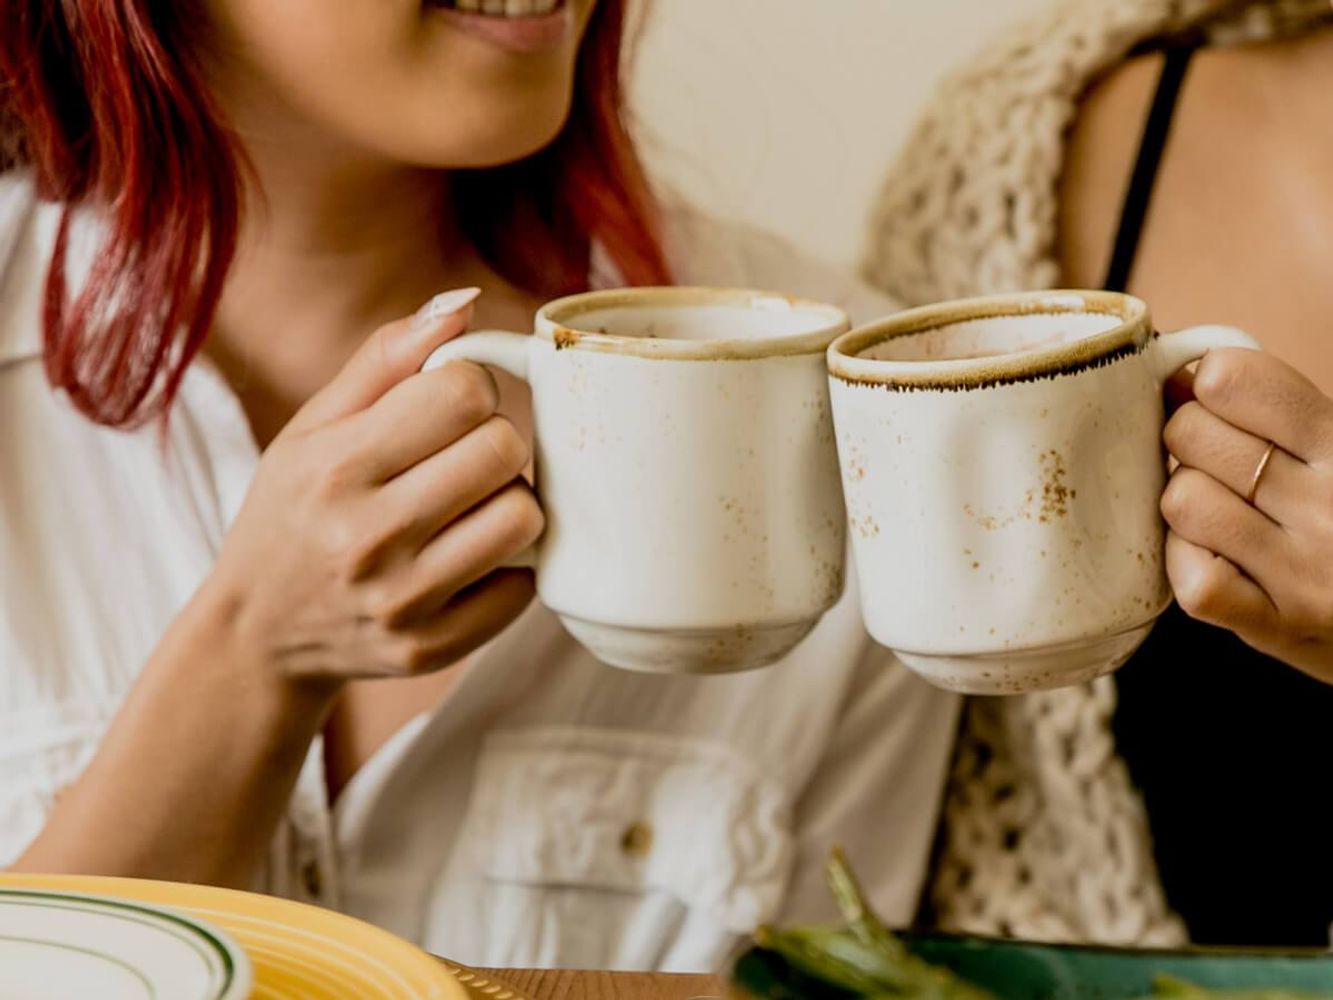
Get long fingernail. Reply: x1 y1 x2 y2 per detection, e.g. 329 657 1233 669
411 287 481 332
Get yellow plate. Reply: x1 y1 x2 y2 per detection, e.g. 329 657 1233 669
0 873 468 1000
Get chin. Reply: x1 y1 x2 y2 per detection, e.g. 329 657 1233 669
405 87 575 169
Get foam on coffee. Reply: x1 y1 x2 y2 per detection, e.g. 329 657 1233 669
861 312 1122 363
571 300 831 343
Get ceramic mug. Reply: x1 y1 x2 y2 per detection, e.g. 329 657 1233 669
826 290 1259 695
424 286 850 674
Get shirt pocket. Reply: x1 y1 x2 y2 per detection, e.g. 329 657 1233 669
427 726 795 972
0 702 108 865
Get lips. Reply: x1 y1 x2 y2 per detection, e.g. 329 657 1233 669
423 0 572 53
427 0 562 16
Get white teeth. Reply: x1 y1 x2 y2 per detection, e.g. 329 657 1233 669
439 0 558 16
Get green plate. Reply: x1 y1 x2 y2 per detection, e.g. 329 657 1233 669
731 933 1333 1000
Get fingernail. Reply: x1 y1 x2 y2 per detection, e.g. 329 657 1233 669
411 287 481 332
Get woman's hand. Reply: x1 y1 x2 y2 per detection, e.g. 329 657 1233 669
1161 347 1333 685
11 288 542 886
206 287 543 689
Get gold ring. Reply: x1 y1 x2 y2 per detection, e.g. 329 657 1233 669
1246 441 1277 505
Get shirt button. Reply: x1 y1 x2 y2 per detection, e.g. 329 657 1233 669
300 859 323 898
620 821 653 859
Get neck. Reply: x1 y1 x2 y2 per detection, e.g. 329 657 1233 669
207 133 489 442
223 151 468 337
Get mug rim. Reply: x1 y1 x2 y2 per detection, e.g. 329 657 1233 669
536 286 850 361
827 289 1153 391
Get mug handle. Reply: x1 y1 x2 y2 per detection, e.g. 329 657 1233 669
423 331 539 569
1147 324 1261 383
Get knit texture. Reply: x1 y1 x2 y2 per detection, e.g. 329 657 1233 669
861 0 1331 946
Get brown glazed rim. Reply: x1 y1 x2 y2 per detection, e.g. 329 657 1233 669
536 286 850 361
827 290 1154 391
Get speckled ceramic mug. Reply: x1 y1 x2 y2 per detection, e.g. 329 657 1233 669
424 287 849 675
827 290 1259 695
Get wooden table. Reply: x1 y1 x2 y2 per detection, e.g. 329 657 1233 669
472 967 725 1000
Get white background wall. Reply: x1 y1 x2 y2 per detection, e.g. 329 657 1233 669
628 0 1051 269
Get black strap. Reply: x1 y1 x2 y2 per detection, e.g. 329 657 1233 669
1102 42 1200 293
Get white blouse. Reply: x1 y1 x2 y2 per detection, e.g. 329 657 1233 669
0 172 961 972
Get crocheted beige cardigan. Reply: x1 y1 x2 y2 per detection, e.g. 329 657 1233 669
861 0 1332 947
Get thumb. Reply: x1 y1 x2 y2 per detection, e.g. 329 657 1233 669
287 287 481 434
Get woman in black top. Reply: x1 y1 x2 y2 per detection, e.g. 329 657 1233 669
1066 32 1333 946
868 5 1333 948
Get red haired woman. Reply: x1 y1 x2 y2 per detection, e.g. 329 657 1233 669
0 0 977 971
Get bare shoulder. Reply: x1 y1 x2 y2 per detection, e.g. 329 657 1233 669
1058 53 1163 288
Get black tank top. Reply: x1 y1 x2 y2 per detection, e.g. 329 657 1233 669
1105 41 1333 947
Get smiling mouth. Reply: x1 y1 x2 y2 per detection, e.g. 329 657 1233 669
426 0 564 15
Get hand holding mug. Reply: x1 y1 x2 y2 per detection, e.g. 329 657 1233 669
206 288 542 689
1162 347 1333 686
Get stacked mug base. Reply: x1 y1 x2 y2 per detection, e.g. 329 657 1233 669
894 616 1164 696
558 614 821 676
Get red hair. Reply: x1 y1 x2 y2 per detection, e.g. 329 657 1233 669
0 0 671 427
